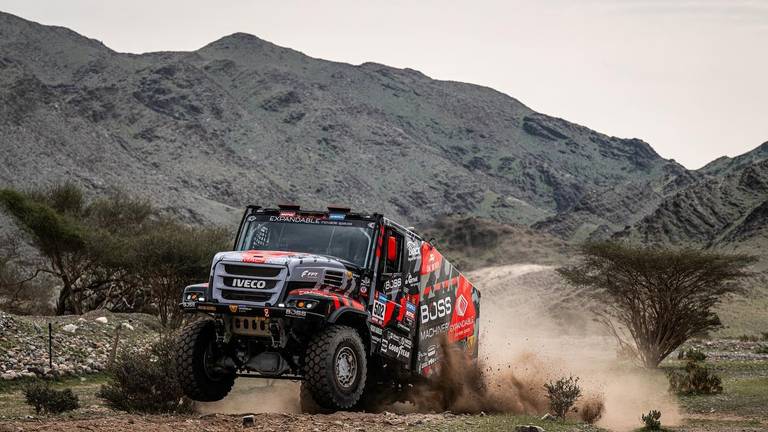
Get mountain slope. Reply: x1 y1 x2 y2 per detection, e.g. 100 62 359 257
0 12 677 228
612 143 768 283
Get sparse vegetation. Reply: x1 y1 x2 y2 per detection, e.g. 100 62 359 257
558 241 755 367
97 337 192 413
668 360 723 395
677 347 707 362
23 381 80 414
755 344 768 354
641 409 662 430
543 376 582 418
0 183 227 324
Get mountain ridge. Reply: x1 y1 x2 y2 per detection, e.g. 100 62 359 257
0 10 766 259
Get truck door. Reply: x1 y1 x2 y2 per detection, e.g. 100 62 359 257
369 226 415 368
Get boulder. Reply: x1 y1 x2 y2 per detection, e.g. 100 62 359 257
515 426 545 432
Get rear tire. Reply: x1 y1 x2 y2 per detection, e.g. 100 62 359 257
303 325 367 410
176 319 235 402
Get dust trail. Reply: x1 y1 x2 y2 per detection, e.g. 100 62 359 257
197 379 300 414
464 264 682 431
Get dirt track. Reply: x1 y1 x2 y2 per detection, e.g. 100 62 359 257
0 412 452 432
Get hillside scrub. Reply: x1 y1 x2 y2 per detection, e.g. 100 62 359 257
23 381 80 414
558 242 755 368
98 337 193 413
0 183 227 322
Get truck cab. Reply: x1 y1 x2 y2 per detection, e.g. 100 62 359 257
176 205 480 411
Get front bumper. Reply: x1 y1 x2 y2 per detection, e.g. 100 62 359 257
180 300 325 321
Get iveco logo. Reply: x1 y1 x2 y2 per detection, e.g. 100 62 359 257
232 278 267 289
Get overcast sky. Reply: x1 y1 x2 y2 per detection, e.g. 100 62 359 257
2 0 766 168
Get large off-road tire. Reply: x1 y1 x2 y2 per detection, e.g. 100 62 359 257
176 319 235 402
303 325 367 410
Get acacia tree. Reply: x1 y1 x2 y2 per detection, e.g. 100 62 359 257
132 220 228 327
558 242 755 368
0 184 151 314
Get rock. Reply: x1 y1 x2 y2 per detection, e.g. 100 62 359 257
242 415 255 427
62 324 78 333
95 317 108 324
540 413 555 421
1 371 18 380
122 323 134 331
515 426 544 432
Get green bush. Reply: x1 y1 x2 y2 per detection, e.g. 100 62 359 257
641 409 662 430
23 381 80 414
755 345 768 354
543 376 582 418
97 337 193 413
668 360 723 395
677 347 706 362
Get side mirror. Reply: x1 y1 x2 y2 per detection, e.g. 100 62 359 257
387 236 397 262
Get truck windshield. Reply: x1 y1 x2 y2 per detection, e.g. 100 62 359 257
236 216 374 268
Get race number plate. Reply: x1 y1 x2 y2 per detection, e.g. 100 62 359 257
371 293 387 324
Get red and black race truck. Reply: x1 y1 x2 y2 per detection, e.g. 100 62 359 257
176 205 480 411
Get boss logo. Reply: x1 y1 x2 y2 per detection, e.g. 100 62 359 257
420 297 452 324
231 278 267 289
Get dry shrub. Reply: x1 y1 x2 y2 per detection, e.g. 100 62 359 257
667 361 722 395
641 409 662 430
544 376 582 418
579 394 605 424
97 337 192 413
677 348 706 362
23 381 80 414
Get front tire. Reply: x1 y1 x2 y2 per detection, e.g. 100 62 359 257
303 325 367 410
176 319 235 402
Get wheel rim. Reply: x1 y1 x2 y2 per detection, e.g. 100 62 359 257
334 346 358 389
202 342 222 381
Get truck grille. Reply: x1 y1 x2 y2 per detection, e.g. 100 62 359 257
223 264 281 278
323 270 344 287
221 290 272 303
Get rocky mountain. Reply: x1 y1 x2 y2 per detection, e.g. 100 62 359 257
0 11 679 230
617 143 768 258
1 11 766 261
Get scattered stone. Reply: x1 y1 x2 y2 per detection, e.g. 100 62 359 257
122 323 135 331
95 317 108 324
540 413 555 421
242 415 255 427
62 324 78 333
515 426 544 432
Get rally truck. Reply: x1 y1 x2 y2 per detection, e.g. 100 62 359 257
176 205 480 411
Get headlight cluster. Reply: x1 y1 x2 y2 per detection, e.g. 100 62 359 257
185 293 205 302
289 300 317 309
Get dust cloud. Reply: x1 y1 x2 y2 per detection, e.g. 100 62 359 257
455 264 682 431
197 379 300 414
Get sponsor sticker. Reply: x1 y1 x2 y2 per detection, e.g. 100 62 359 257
456 294 469 317
371 293 387 323
286 308 307 318
420 296 452 324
